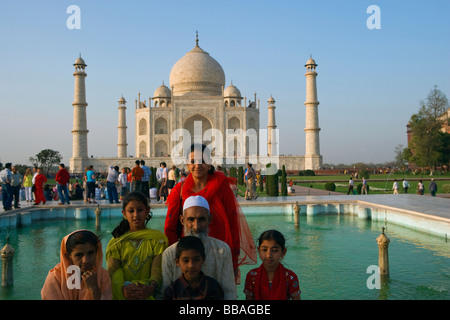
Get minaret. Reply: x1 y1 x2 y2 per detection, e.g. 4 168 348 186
117 96 128 158
304 55 322 169
71 55 89 162
267 96 277 156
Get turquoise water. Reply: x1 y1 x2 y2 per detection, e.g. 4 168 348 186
0 213 449 300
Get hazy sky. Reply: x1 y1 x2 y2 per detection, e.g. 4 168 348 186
1 0 449 166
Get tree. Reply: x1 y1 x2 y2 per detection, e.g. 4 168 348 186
408 86 450 169
29 149 62 175
394 144 413 168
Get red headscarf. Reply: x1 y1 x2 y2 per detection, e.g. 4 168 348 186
165 171 256 269
254 263 288 300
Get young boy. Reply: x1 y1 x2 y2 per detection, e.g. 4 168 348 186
163 236 224 300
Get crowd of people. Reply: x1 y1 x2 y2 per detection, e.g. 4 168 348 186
39 144 302 300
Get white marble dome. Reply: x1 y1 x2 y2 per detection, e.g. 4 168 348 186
153 82 171 98
224 83 241 98
169 43 225 96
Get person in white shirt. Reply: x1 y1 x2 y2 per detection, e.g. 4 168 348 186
392 179 399 194
118 167 128 200
161 195 237 300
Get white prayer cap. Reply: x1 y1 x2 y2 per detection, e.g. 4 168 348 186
183 195 210 213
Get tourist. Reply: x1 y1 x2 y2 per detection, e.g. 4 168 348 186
167 165 177 195
157 162 168 203
10 166 23 209
85 165 97 204
140 160 152 199
429 179 438 197
156 162 164 203
131 160 144 193
82 166 89 203
118 167 128 200
0 163 13 210
106 166 120 204
23 168 34 203
126 167 132 193
361 177 368 195
105 192 168 300
347 177 354 195
246 163 257 200
41 230 112 300
161 195 237 299
392 179 399 194
33 167 47 205
56 163 71 205
402 179 410 193
163 236 224 300
417 180 424 195
164 144 256 281
244 230 301 300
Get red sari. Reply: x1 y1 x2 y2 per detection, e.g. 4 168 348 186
244 263 301 300
164 171 256 269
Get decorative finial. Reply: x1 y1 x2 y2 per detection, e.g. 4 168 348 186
196 30 199 46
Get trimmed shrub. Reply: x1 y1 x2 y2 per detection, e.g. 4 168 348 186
324 182 336 192
442 184 450 193
281 165 287 196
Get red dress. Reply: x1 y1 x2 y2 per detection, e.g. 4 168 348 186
164 171 256 269
244 263 301 300
34 173 48 204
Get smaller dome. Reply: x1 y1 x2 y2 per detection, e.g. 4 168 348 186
153 83 171 98
74 56 86 66
118 96 126 103
305 56 317 67
268 96 275 103
224 83 241 98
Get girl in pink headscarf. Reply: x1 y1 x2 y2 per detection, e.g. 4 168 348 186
41 230 112 300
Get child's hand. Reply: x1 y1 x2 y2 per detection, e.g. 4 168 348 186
135 282 155 300
82 270 98 289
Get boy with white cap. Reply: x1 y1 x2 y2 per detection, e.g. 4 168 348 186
161 195 237 299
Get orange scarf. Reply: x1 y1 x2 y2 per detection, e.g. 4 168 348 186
41 230 112 300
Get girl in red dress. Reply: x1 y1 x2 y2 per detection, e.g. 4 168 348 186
244 230 301 300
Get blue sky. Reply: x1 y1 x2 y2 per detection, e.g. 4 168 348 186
1 0 449 166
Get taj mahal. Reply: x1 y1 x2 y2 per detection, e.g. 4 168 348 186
69 35 322 173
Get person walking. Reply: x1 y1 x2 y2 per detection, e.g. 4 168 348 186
140 160 152 199
429 179 438 197
0 163 13 210
56 163 71 205
10 166 23 209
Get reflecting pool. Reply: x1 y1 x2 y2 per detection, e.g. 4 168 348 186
1 211 449 300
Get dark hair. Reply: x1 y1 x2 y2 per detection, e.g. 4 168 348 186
140 160 145 165
66 230 100 254
112 192 152 238
135 160 140 165
175 236 206 260
258 229 286 250
188 143 215 174
59 163 65 168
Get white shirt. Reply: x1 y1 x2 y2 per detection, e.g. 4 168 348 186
161 236 237 300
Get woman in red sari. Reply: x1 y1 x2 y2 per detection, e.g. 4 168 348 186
165 144 256 280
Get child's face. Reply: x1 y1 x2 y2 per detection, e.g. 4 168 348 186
66 243 97 273
122 200 149 232
258 239 287 270
176 249 204 283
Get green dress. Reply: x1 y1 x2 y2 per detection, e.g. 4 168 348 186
105 228 168 300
